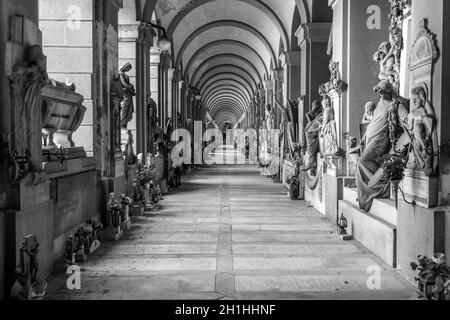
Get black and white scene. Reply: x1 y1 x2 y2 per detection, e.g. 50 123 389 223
1 0 450 307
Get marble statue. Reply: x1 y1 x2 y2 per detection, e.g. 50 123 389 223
362 101 376 124
265 104 274 132
320 98 340 157
146 95 158 155
404 85 438 176
373 41 398 89
124 130 136 165
111 77 124 153
119 63 136 129
302 100 324 173
357 80 409 212
11 45 49 172
346 136 361 169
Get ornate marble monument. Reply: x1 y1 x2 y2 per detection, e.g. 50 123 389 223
356 80 409 212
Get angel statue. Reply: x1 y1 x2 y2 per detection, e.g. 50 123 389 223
397 84 438 176
119 62 136 129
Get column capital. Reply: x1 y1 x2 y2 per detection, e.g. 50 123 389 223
167 68 175 81
174 70 183 82
271 68 284 82
160 52 172 69
150 46 161 66
264 79 275 91
328 0 341 9
295 22 331 47
279 51 301 67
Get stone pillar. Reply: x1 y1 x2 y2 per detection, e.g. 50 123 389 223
173 71 183 130
179 80 187 129
296 23 331 118
150 46 160 123
1 1 52 298
329 0 390 140
95 0 126 223
279 51 301 103
118 21 154 162
272 68 284 130
159 52 171 131
167 68 174 121
396 0 450 280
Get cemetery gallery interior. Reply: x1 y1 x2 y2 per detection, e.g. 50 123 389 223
0 0 449 301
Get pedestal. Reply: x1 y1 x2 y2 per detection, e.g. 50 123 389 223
400 169 438 208
101 226 123 242
132 204 144 216
396 201 446 283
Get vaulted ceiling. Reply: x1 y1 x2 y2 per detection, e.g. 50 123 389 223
122 0 331 127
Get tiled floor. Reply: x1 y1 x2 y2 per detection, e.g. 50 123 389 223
45 148 416 300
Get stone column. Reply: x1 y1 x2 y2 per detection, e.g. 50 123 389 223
118 22 154 162
272 68 284 130
167 68 174 121
179 80 187 129
173 71 183 130
150 46 160 123
329 0 390 140
279 51 301 104
159 52 171 131
296 23 331 118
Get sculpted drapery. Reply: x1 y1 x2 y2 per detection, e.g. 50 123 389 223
357 81 409 212
11 45 49 172
119 63 136 129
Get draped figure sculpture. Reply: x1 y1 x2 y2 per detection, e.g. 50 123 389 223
373 42 398 89
302 100 324 174
403 85 438 176
146 94 158 155
119 62 136 129
11 45 49 172
320 98 340 157
357 80 409 212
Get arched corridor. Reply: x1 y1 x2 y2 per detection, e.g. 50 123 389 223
1 0 450 302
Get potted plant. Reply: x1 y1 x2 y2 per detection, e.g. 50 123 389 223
287 174 300 200
411 253 450 300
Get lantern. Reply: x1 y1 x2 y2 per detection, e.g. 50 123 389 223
338 213 348 235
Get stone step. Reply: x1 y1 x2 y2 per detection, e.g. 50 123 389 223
338 200 397 268
343 187 397 226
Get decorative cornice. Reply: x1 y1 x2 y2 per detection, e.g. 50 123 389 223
408 18 440 70
279 51 301 67
296 23 331 47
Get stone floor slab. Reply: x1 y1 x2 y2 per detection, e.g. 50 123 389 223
45 155 415 300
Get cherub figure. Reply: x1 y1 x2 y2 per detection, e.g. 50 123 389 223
362 101 376 124
373 41 397 88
